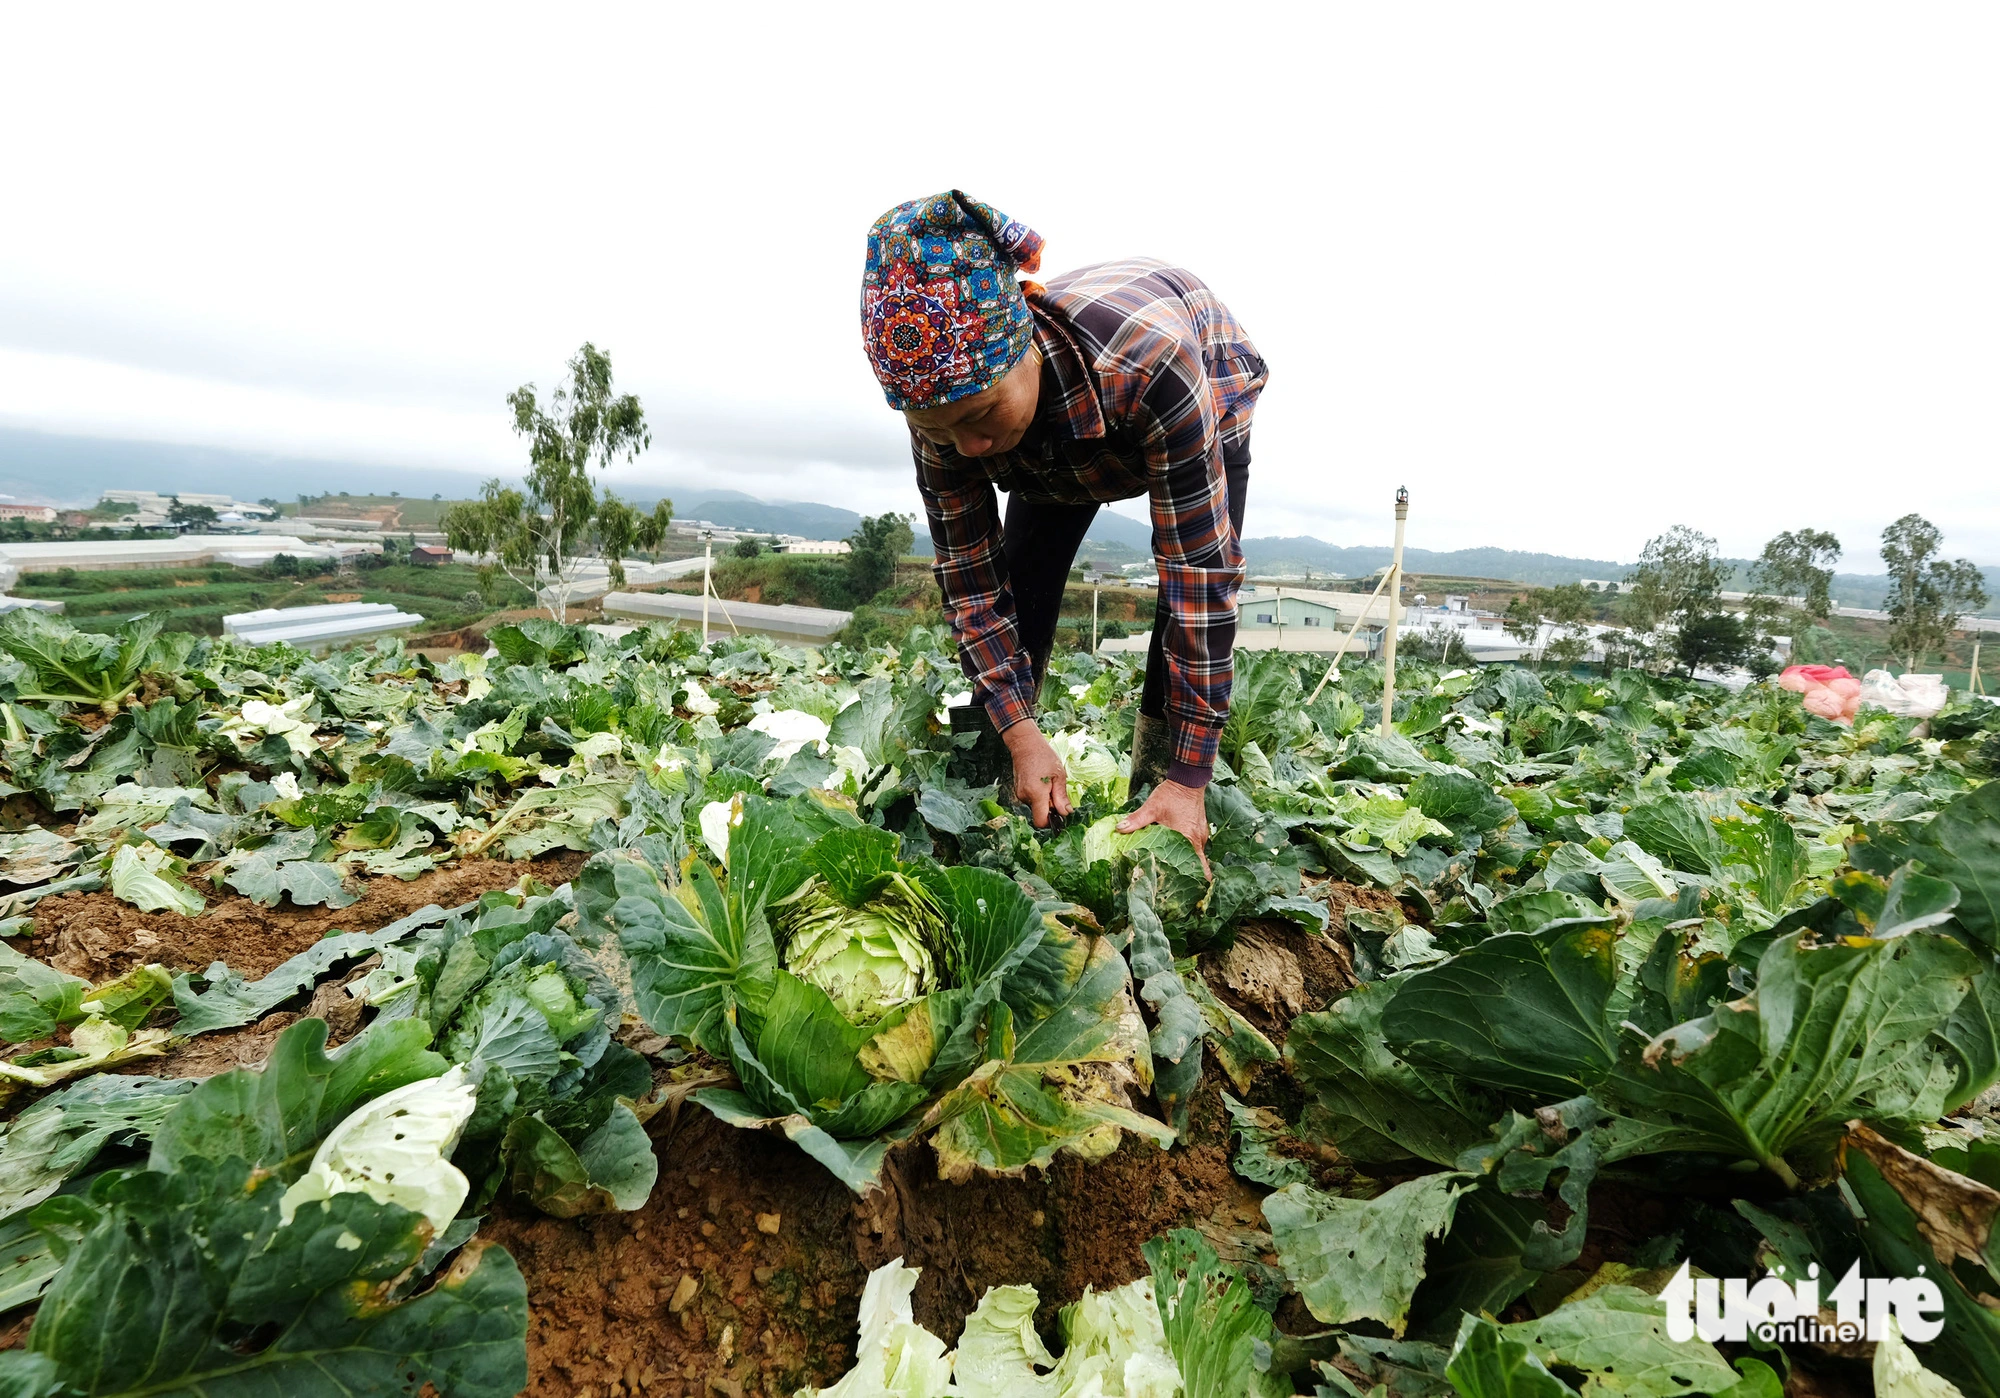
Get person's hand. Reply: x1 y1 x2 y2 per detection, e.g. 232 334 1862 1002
1002 723 1071 828
1117 780 1212 879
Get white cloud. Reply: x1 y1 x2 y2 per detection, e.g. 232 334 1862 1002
0 3 1994 566
0 347 511 471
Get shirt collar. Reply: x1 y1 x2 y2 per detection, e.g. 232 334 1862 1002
1030 303 1107 441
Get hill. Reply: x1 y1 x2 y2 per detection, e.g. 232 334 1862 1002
664 491 870 543
0 428 503 509
1240 538 1631 587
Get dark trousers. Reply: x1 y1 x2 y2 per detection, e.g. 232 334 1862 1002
995 444 1249 719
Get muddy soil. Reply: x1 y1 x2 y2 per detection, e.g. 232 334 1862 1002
17 851 587 983
485 1071 1254 1398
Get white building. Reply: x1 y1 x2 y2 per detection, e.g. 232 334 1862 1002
223 602 425 652
0 535 380 593
99 489 274 518
600 591 851 646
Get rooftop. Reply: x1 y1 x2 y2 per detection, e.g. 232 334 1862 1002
221 601 426 649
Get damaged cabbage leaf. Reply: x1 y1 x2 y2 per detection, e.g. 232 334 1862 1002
0 1157 526 1398
1600 930 1977 1185
1286 977 1498 1167
1265 1173 1477 1336
1142 1229 1290 1398
0 1074 195 1218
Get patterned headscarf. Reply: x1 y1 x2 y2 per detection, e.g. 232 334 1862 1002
860 191 1045 411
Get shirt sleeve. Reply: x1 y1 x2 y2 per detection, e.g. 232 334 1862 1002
1140 350 1243 784
912 432 1039 734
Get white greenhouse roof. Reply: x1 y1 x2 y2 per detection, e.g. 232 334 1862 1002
222 602 425 648
600 590 850 640
0 535 377 572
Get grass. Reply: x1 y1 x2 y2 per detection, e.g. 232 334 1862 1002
15 561 535 637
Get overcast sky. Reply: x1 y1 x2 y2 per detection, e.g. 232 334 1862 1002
2 4 1995 565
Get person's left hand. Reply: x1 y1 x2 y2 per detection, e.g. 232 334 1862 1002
1116 780 1211 879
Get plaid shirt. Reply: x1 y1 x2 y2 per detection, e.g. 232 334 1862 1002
914 258 1268 775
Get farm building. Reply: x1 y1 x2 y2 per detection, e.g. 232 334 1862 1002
409 544 453 565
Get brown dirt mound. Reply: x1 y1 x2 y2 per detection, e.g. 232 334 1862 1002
18 851 587 983
485 1071 1251 1398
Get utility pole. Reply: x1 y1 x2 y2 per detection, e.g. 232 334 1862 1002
1380 487 1409 738
701 532 713 645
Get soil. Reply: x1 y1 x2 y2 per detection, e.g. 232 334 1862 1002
485 1068 1255 1398
3 852 1267 1397
18 851 587 983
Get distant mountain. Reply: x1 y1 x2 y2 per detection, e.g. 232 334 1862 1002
14 429 1991 615
0 427 494 508
1823 568 2000 617
1240 538 1632 588
666 492 865 542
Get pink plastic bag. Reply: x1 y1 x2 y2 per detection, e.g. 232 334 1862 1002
1780 664 1853 692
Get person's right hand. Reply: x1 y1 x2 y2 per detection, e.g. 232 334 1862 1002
1002 722 1071 828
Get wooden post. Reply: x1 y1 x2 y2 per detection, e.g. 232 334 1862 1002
1307 568 1393 703
1275 586 1284 651
1092 585 1099 653
1971 637 1984 695
1380 488 1409 738
702 535 712 645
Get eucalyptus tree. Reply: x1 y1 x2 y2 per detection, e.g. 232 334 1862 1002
441 343 650 621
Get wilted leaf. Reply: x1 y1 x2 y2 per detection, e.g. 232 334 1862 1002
1264 1174 1475 1335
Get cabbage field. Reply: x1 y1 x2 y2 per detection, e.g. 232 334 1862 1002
3 604 2000 1396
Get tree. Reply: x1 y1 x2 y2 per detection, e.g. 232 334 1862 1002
166 496 219 532
733 537 763 559
1622 526 1726 634
1503 584 1594 670
846 513 915 602
1537 583 1596 671
439 343 650 621
1745 527 1840 665
1502 593 1541 651
1881 513 1990 669
1746 529 1837 626
1675 612 1757 678
592 492 639 589
633 499 675 561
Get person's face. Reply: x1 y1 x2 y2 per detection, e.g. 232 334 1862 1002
902 349 1041 458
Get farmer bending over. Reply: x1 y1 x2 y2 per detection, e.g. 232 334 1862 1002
859 191 1267 873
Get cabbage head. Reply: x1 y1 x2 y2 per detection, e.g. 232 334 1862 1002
1048 728 1126 805
778 870 945 1025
